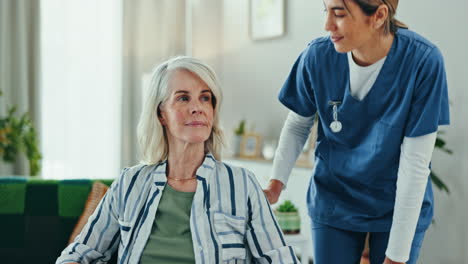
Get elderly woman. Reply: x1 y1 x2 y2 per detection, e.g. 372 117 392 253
56 56 299 264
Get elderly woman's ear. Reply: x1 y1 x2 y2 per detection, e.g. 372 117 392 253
158 116 166 126
157 104 166 126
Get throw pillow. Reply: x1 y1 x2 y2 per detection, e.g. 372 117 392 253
68 181 109 244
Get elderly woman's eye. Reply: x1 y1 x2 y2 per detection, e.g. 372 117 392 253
201 95 211 102
177 95 189 101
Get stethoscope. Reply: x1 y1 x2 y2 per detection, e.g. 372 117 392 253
328 100 342 133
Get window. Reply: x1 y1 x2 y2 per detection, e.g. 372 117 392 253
40 0 122 179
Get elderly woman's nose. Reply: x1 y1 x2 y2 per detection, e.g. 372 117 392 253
190 100 203 114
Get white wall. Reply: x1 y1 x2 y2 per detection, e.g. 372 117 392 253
219 0 325 143
398 1 468 263
201 0 468 262
191 0 223 73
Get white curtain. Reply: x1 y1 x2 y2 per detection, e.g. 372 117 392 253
121 0 186 167
40 0 123 179
0 0 41 175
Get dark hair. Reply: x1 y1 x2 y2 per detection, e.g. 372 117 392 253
344 0 408 34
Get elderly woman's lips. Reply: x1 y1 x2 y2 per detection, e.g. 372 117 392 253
186 121 206 126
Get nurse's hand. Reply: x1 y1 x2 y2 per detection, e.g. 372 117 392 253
263 179 284 204
383 256 405 264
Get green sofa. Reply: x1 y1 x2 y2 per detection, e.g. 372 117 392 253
0 177 116 264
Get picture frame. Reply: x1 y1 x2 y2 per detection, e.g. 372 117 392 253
239 133 262 158
249 0 286 40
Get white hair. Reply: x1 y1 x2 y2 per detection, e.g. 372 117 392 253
137 56 224 164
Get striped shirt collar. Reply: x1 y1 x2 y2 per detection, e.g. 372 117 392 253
151 152 217 185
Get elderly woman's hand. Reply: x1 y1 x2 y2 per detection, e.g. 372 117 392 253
263 179 284 204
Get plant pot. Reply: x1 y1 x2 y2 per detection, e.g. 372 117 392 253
0 159 15 176
232 135 242 157
274 211 301 234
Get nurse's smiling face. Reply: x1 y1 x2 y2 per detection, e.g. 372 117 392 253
323 0 384 54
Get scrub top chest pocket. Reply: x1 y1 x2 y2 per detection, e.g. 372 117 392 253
374 120 405 164
213 212 247 262
327 118 404 184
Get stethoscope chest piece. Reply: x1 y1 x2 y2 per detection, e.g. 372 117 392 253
329 101 342 133
330 120 342 133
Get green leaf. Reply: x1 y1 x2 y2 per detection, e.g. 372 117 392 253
430 134 453 195
430 171 450 194
434 135 453 154
0 101 42 175
435 138 446 148
277 200 298 212
234 120 246 136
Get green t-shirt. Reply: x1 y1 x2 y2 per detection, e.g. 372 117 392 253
139 184 195 264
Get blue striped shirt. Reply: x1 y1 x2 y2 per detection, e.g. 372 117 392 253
56 153 300 263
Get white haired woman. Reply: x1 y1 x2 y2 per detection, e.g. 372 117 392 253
56 56 299 264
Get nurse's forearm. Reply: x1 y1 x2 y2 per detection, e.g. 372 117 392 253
385 132 437 262
270 111 315 189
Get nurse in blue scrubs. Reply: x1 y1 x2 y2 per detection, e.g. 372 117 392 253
264 0 450 263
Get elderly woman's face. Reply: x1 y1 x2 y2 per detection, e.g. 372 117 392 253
159 69 214 146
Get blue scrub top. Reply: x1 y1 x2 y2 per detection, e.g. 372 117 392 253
279 29 450 232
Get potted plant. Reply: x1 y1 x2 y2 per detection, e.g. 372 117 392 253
0 90 42 176
275 200 301 234
232 119 246 157
430 132 452 193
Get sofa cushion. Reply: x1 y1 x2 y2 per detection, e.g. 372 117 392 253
0 177 27 214
0 177 115 264
58 179 93 218
25 179 58 216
